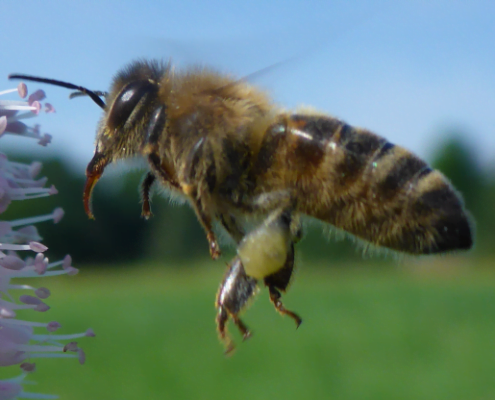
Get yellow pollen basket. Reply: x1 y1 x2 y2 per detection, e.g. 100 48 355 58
237 222 290 280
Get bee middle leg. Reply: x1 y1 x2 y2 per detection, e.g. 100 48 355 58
178 137 223 260
146 147 222 260
219 213 245 244
187 196 221 260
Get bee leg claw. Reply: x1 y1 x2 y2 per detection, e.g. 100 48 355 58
216 306 236 354
224 343 236 356
190 200 221 259
141 201 152 219
216 307 252 354
232 315 252 341
268 286 303 328
208 234 221 260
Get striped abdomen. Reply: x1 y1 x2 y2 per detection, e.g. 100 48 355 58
255 113 473 254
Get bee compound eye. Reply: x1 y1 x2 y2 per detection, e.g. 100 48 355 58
107 80 157 130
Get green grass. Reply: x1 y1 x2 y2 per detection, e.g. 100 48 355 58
3 258 495 400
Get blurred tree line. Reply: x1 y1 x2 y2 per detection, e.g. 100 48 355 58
2 132 493 267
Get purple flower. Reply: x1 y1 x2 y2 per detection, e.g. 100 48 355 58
0 373 58 400
0 83 54 146
0 83 94 399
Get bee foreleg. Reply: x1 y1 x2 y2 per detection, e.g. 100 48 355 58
140 172 156 219
216 257 258 354
147 152 181 190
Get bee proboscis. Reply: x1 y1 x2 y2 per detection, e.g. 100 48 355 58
9 59 474 353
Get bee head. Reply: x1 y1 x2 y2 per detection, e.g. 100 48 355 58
85 78 160 218
9 60 169 219
88 61 171 219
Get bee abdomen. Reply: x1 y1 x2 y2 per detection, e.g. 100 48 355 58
406 172 473 253
363 141 473 254
261 114 473 255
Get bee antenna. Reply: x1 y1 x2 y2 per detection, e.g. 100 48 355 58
69 90 109 100
8 74 106 110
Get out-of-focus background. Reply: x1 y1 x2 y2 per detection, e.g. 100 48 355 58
2 1 495 399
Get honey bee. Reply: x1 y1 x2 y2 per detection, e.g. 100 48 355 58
10 59 473 353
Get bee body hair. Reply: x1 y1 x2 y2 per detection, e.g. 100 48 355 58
10 58 474 353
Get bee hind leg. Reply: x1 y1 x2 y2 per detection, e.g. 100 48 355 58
236 208 303 328
267 286 302 328
216 257 258 354
216 307 235 354
264 243 302 328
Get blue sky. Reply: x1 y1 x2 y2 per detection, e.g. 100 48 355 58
2 0 494 172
